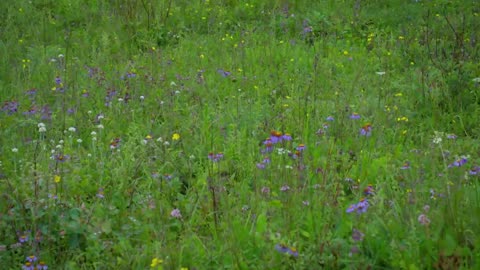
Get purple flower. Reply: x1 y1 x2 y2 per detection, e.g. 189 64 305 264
275 244 298 257
448 157 468 168
270 131 283 144
363 185 374 196
256 163 266 169
19 234 29 243
54 154 70 162
2 101 19 114
96 188 104 199
26 256 37 263
360 124 372 136
418 214 430 226
25 89 37 96
208 152 224 162
54 76 62 85
170 208 182 219
282 133 292 141
446 134 457 139
37 261 48 270
261 186 270 194
352 228 365 242
469 166 480 175
346 199 369 214
280 185 290 192
296 144 306 151
326 116 334 121
217 69 231 78
350 113 361 119
262 138 274 153
400 162 410 170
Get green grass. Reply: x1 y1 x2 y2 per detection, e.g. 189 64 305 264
1 0 480 269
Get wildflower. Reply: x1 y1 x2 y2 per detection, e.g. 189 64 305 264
261 186 270 194
302 200 310 206
96 188 104 198
282 133 292 141
363 185 374 196
151 258 163 267
352 228 365 242
170 208 182 219
262 138 274 153
270 130 283 144
68 127 76 132
275 244 298 257
37 261 48 270
360 124 372 136
469 166 480 175
280 185 290 192
256 163 266 169
346 198 369 214
400 162 410 170
326 116 334 121
54 154 69 162
448 157 468 168
375 71 386 76
296 144 305 151
54 175 61 183
172 133 180 141
350 113 361 119
446 134 457 139
2 100 19 114
208 152 224 162
418 214 430 226
217 69 231 78
19 234 28 243
22 262 34 270
110 138 121 150
12 148 18 153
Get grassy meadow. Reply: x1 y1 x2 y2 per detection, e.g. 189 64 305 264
1 0 480 269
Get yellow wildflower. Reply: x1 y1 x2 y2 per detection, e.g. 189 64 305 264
151 258 163 267
172 133 180 141
54 175 61 183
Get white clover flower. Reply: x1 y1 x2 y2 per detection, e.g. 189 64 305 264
11 148 18 153
55 145 62 149
87 153 92 157
140 95 145 100
97 114 104 120
97 124 104 129
174 90 181 95
375 71 386 76
87 110 92 114
118 98 124 102
77 139 83 143
58 140 64 144
91 131 97 136
68 127 76 132
163 141 170 146
38 126 47 133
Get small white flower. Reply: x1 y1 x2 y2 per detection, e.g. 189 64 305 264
140 95 145 100
68 127 76 132
92 137 97 141
58 54 64 58
51 149 56 154
472 77 480 83
38 122 46 128
55 145 62 149
142 139 148 145
164 141 170 146
87 153 92 157
118 98 124 102
170 81 177 86
156 137 163 142
174 90 181 95
59 140 64 144
77 139 83 143
97 114 104 120
11 148 18 153
189 155 195 160
87 110 92 114
375 71 386 76
160 101 164 105
38 127 47 133
91 131 97 136
97 124 104 129
285 165 293 169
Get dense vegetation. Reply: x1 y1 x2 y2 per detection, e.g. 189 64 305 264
1 0 479 269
